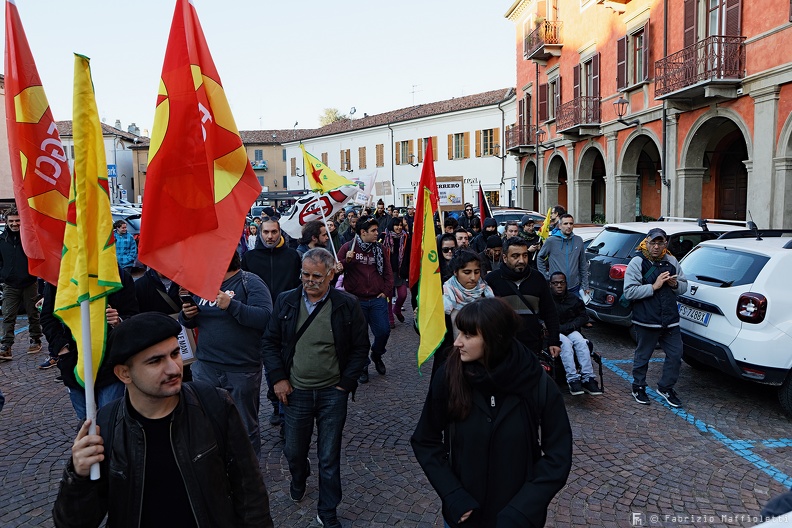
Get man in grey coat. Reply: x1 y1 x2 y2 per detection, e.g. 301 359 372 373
623 228 688 408
537 214 589 296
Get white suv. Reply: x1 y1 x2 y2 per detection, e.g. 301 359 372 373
677 231 792 415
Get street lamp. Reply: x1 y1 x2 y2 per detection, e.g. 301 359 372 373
613 97 640 127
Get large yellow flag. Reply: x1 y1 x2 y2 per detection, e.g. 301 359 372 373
539 207 553 240
301 144 355 193
54 55 122 388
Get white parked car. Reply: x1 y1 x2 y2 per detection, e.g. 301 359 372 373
678 230 792 415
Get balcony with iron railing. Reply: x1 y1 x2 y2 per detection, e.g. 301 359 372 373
523 20 563 61
556 97 601 136
655 35 746 100
505 125 538 156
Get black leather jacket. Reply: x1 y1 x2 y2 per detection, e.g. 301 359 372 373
261 286 370 393
52 383 274 528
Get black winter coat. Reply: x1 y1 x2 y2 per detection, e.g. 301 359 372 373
241 236 301 304
411 342 572 528
551 291 589 335
52 383 273 528
134 269 181 314
0 229 36 289
261 286 370 393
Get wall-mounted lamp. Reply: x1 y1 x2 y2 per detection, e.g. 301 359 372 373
492 144 508 160
406 154 419 167
613 97 640 127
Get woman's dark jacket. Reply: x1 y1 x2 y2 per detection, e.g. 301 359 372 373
261 286 370 393
411 342 572 528
52 382 273 528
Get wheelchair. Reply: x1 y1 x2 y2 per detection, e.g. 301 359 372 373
537 335 605 393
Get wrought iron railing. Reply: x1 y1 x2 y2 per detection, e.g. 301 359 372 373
655 35 745 97
523 20 563 58
556 96 600 131
505 125 536 149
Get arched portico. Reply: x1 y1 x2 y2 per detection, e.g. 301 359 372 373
519 160 539 211
619 132 662 221
546 153 567 214
577 143 607 222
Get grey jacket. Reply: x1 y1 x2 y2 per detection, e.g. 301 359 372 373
623 253 688 328
537 230 589 291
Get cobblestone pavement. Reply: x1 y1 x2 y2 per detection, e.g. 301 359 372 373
1 312 791 527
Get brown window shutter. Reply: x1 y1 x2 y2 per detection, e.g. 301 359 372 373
518 98 525 129
475 130 482 157
432 137 438 161
538 83 548 122
376 144 384 167
409 140 414 163
617 36 627 89
339 150 344 169
463 132 470 158
395 142 401 165
573 64 581 99
448 134 453 160
493 128 501 154
592 53 600 100
418 138 424 162
525 94 531 129
555 77 562 113
359 146 366 169
321 152 328 165
683 0 696 48
642 22 651 82
290 157 296 176
725 0 741 36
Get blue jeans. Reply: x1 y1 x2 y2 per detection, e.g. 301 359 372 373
284 386 349 516
191 360 263 458
632 325 683 391
358 297 390 361
559 331 594 382
67 381 126 421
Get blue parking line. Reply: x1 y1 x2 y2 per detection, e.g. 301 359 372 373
608 358 663 364
14 325 29 335
602 358 792 488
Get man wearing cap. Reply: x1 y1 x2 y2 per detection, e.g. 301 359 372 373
538 214 589 296
479 234 503 273
404 205 415 232
262 248 368 528
518 215 542 268
623 227 688 408
52 312 274 528
470 217 498 253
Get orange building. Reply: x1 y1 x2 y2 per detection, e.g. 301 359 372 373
505 0 792 228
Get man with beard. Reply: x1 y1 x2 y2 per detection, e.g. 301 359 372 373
484 237 560 357
470 217 498 253
479 235 503 274
53 312 274 528
296 220 330 256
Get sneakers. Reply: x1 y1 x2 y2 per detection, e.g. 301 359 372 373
269 407 281 426
582 378 603 395
54 375 63 383
658 387 683 408
28 340 42 354
39 356 59 370
568 379 584 396
289 459 310 502
0 346 11 361
358 366 369 384
316 512 342 528
372 355 386 376
632 386 650 405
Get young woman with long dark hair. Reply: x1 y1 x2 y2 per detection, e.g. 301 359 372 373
412 298 572 528
381 216 411 327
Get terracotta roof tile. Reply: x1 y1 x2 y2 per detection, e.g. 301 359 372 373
56 120 148 144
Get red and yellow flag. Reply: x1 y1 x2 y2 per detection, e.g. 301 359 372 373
409 138 445 368
4 0 71 285
139 0 260 300
54 55 122 388
301 144 355 193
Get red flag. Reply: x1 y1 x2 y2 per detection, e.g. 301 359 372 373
478 183 492 224
139 0 260 300
409 138 439 288
4 0 71 285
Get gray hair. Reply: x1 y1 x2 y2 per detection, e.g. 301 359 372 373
302 247 335 271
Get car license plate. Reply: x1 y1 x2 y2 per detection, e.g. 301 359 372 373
677 303 711 326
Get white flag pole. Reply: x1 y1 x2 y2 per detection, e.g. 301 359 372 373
315 191 339 263
80 299 100 480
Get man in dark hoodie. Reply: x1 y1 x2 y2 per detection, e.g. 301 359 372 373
0 209 43 358
470 217 498 253
180 251 272 458
485 237 560 357
549 271 601 396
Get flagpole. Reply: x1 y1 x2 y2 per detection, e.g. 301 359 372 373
314 191 339 263
80 300 100 480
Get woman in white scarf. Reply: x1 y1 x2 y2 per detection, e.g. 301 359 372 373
443 250 495 338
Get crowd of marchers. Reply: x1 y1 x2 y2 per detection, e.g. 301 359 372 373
6 198 782 528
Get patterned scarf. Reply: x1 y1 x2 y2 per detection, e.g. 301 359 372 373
639 239 670 262
355 234 384 275
443 275 495 314
382 231 407 268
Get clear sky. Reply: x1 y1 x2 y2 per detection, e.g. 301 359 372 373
4 0 517 134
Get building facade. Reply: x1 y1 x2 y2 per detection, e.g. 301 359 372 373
506 0 792 228
282 89 519 209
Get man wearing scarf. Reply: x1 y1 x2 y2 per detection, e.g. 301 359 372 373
338 216 393 384
623 228 688 408
484 237 561 357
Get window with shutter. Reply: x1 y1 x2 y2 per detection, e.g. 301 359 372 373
408 140 414 163
290 157 296 176
475 130 482 157
724 0 741 36
518 98 525 131
617 36 627 90
432 137 438 161
321 152 328 165
642 22 650 82
592 53 600 100
448 134 453 160
493 128 500 155
463 132 470 158
683 0 696 48
376 144 384 167
538 83 548 122
573 65 581 99
359 146 366 169
395 142 401 165
418 138 424 162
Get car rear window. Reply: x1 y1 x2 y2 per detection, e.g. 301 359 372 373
680 246 769 287
586 229 644 258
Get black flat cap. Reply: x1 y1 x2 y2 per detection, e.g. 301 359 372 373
486 235 503 249
107 312 183 366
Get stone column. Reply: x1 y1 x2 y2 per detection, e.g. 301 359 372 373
750 87 780 228
605 133 619 223
676 167 706 218
664 112 680 217
565 146 577 217
574 179 594 222
615 174 639 222
772 157 792 228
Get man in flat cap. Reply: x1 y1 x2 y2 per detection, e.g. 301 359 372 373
53 312 274 528
623 227 688 408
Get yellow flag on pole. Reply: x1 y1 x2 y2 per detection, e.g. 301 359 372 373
539 207 553 240
301 144 355 193
54 54 122 388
